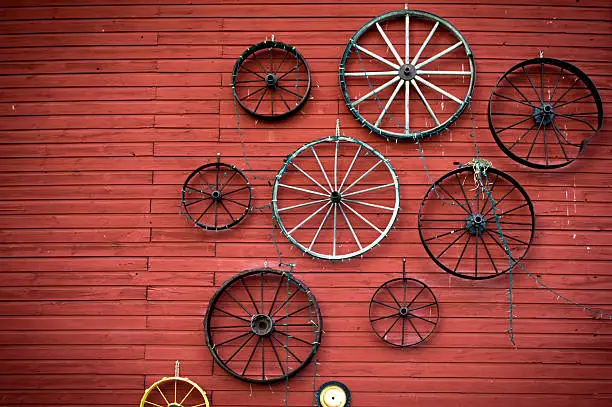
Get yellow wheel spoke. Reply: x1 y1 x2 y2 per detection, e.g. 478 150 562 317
156 385 170 404
174 379 178 403
191 403 209 407
180 384 196 405
144 401 164 407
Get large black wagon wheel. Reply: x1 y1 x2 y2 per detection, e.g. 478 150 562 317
181 160 252 231
418 167 535 280
232 40 311 120
204 268 322 384
488 57 603 169
340 9 475 140
369 277 439 347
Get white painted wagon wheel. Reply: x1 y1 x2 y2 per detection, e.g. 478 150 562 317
272 135 400 260
340 9 475 140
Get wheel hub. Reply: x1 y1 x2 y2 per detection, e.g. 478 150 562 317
534 103 555 126
466 213 487 235
211 190 221 200
265 73 278 88
398 64 417 81
330 190 342 204
251 314 274 336
168 403 182 407
399 306 410 318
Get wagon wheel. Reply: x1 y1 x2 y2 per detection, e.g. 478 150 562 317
140 377 210 407
232 40 311 120
204 268 322 384
488 57 603 169
272 135 400 261
418 167 535 280
369 277 439 347
181 161 252 230
340 9 475 140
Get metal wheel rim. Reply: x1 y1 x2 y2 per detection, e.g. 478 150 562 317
181 162 252 230
339 9 476 140
232 40 311 120
488 57 603 169
369 277 439 347
272 135 401 261
140 377 210 407
316 381 351 407
418 167 536 280
204 268 322 384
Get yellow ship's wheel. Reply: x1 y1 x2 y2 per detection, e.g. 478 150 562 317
140 362 210 407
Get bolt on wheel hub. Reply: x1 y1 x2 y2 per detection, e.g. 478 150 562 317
251 314 274 336
466 213 487 235
211 190 221 200
533 103 555 126
398 64 417 81
265 73 278 88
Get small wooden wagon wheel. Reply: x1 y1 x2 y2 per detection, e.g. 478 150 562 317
369 259 439 347
181 155 252 230
140 361 210 407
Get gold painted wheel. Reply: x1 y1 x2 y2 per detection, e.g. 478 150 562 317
140 377 210 407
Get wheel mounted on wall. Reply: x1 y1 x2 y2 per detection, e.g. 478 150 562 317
272 135 400 261
232 40 311 120
339 9 475 140
204 268 322 384
369 260 439 347
488 57 603 169
181 159 252 230
316 381 351 407
418 166 535 280
140 375 210 407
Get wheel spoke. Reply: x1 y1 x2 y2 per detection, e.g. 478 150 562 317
338 145 361 191
194 200 215 225
410 314 436 325
239 65 265 80
375 79 403 127
278 85 304 99
480 233 499 274
480 174 499 214
495 115 536 134
339 203 362 250
277 65 297 81
415 41 463 70
241 278 259 314
418 70 472 75
270 334 303 363
219 200 236 222
411 21 439 65
223 185 250 197
344 70 398 77
405 12 410 63
352 42 400 69
260 336 265 381
332 204 337 257
371 298 400 311
268 336 285 376
214 307 251 323
435 183 471 215
483 186 516 217
409 302 437 312
371 313 398 323
144 401 164 407
287 201 331 236
522 66 544 104
352 76 401 106
492 91 537 108
311 146 334 192
225 290 254 317
436 229 468 259
239 86 266 101
404 79 410 133
156 386 170 405
490 229 530 246
253 88 268 113
308 203 333 251
341 159 383 194
383 316 401 337
414 75 463 104
217 332 252 356
411 79 440 126
455 173 473 212
552 124 570 161
504 75 532 105
277 198 329 213
552 76 579 107
453 233 470 272
406 286 425 309
267 273 285 315
555 93 592 109
223 197 249 208
342 182 395 198
278 89 292 112
548 67 564 103
273 50 290 75
343 199 395 212
555 113 598 132
219 170 238 192
341 201 383 234
486 202 530 220
407 318 423 340
184 196 211 207
179 385 196 405
240 336 259 375
334 140 338 191
278 183 329 198
376 22 404 65
270 289 300 318
251 52 269 74
423 228 463 242
525 121 544 161
383 284 402 308
507 122 538 151
276 330 314 346
275 303 312 323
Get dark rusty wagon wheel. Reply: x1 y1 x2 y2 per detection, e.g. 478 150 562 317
339 9 475 140
232 40 311 120
181 159 252 231
204 268 322 384
488 57 603 169
369 274 439 347
418 166 535 280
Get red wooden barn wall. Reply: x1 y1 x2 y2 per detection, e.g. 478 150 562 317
0 0 611 406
